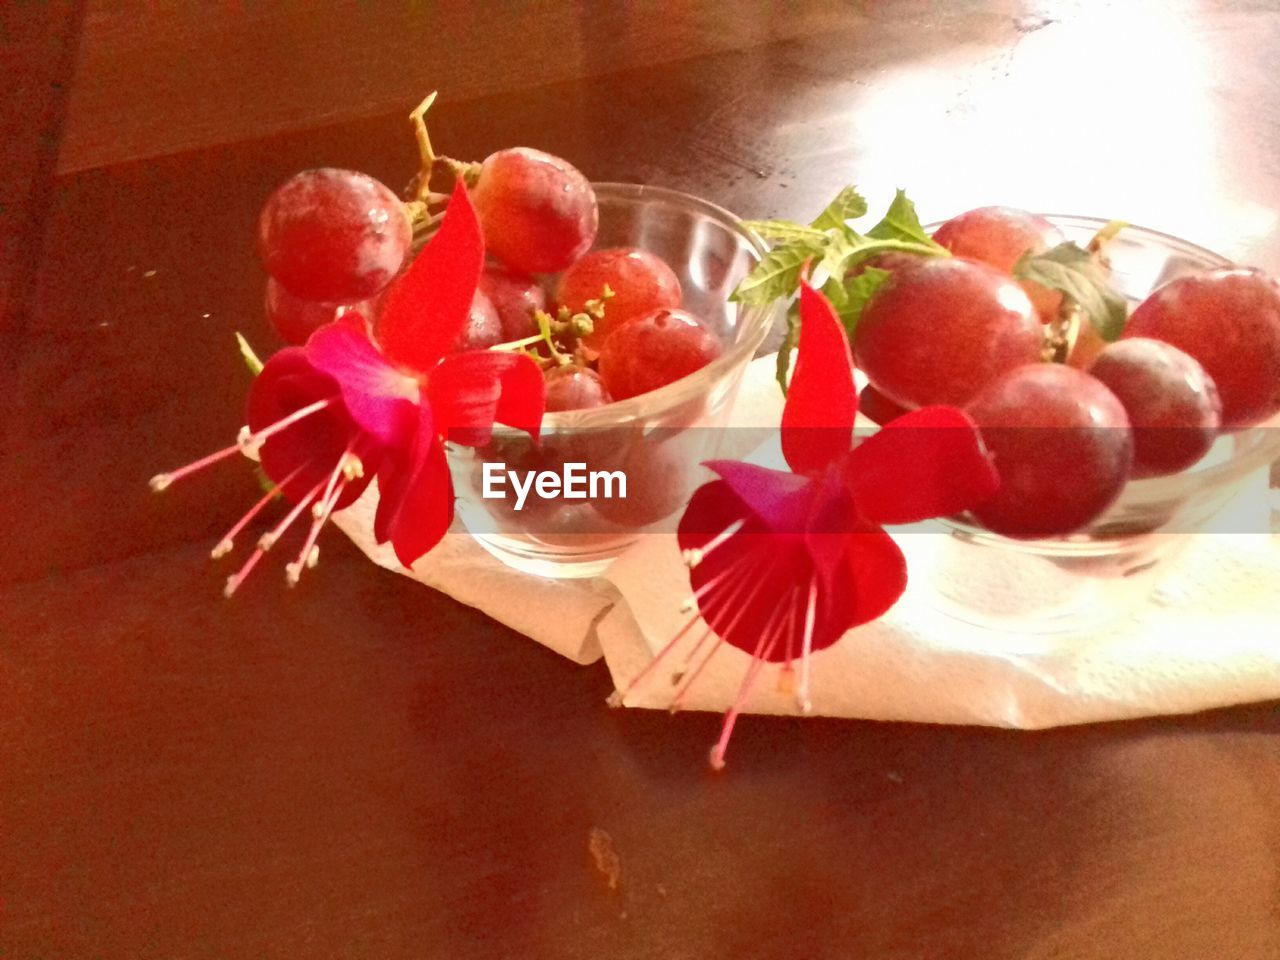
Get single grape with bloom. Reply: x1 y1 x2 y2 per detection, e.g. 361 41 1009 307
264 278 356 345
853 257 1043 408
472 147 598 275
932 205 1064 320
556 248 683 350
257 168 412 303
1089 338 1222 477
453 290 504 351
598 308 723 400
965 364 1133 538
480 266 546 340
543 366 613 411
1123 267 1280 426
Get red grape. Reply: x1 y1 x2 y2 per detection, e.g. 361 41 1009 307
933 206 1063 274
480 265 546 340
454 290 504 351
966 364 1133 538
257 168 411 302
557 247 682 350
544 366 613 411
932 206 1064 321
598 308 723 400
1088 338 1221 477
591 437 693 528
264 278 342 345
858 383 910 425
853 257 1043 408
471 148 598 275
1123 267 1280 426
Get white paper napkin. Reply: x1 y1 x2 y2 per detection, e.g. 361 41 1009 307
333 357 1280 726
332 491 614 665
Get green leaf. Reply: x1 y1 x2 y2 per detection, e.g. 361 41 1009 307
732 238 825 305
819 232 857 280
835 266 893 339
867 189 946 251
236 332 264 376
740 219 828 244
1014 242 1129 341
775 301 802 395
810 186 868 232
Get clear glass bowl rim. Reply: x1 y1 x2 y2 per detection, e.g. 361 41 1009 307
496 182 776 432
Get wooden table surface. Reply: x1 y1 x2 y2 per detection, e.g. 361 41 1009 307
3 2 1279 957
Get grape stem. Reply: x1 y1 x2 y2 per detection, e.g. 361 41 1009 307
409 92 438 172
851 238 950 260
489 333 545 353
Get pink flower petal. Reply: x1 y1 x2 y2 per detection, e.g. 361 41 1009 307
305 321 420 450
845 406 999 525
375 181 485 377
701 460 812 533
427 349 545 448
781 282 858 476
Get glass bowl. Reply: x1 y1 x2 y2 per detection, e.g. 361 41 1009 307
911 215 1280 633
448 183 780 578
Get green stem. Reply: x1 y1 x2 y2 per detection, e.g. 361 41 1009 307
489 333 545 353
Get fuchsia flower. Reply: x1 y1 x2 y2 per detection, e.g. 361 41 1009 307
611 283 1001 769
150 182 544 595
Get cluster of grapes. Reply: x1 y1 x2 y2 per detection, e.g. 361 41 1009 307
852 206 1280 538
256 135 722 414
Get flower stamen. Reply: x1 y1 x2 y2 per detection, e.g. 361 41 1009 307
149 442 244 492
238 396 336 455
257 479 325 552
606 612 703 709
678 538 760 613
311 444 357 521
797 577 819 715
670 554 782 713
681 517 745 569
224 480 324 598
287 477 347 587
709 598 789 771
210 464 304 559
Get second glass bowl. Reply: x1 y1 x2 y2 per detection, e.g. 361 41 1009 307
913 216 1280 632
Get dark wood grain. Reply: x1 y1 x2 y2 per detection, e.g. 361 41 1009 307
4 1 1280 957
0 0 83 339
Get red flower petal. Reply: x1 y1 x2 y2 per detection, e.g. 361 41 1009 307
701 460 812 533
781 282 857 476
427 349 545 447
677 478 807 655
305 321 420 449
802 465 863 592
677 478 904 664
375 181 484 377
374 404 455 567
845 405 999 525
836 525 907 630
246 348 375 508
